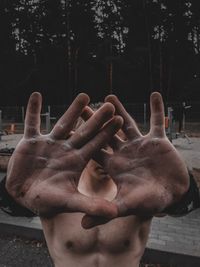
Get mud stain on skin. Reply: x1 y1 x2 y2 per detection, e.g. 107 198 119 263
66 241 74 249
124 239 130 248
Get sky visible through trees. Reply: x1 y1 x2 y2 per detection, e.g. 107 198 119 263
0 0 200 105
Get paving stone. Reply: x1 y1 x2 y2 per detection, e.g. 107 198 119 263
148 209 200 257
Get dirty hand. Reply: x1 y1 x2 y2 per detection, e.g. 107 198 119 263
6 92 123 218
82 92 189 228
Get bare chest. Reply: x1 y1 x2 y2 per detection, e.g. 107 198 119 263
45 213 151 255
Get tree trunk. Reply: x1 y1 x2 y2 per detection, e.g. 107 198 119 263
167 51 174 101
109 40 113 94
143 0 153 93
65 0 72 102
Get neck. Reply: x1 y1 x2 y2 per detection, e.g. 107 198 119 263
78 171 117 201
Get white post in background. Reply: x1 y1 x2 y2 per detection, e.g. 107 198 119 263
48 105 51 115
46 112 51 133
182 113 186 132
47 106 51 133
167 107 173 141
22 106 25 123
41 106 54 133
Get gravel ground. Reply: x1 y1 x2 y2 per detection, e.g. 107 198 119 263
0 234 53 267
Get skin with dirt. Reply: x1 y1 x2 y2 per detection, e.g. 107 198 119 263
5 92 189 267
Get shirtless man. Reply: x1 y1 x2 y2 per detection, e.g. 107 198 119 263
5 92 193 267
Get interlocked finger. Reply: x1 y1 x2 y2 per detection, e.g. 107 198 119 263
50 93 90 140
80 116 123 162
105 95 142 140
69 103 115 148
92 149 111 167
81 105 94 121
81 106 123 150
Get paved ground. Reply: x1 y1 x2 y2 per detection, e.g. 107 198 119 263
0 134 22 150
0 134 200 264
148 209 200 257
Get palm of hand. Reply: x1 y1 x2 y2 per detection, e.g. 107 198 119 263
6 92 122 218
7 136 84 216
101 93 189 217
106 135 188 216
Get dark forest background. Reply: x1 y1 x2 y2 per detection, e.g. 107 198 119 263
1 0 200 105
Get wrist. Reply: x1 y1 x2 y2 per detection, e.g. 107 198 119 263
0 177 36 217
163 171 200 216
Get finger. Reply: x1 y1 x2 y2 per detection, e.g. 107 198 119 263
81 106 123 150
33 186 118 219
92 149 111 166
69 103 115 148
81 215 111 229
150 92 165 137
109 134 124 150
80 116 123 162
105 95 142 140
24 92 42 138
112 185 166 217
71 192 118 219
81 105 94 121
50 93 90 139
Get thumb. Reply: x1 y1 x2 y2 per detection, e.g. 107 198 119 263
81 215 111 229
71 192 118 220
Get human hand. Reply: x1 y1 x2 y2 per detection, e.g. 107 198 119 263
6 92 123 218
82 92 189 228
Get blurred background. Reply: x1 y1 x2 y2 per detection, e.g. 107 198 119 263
1 0 200 106
0 2 200 266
